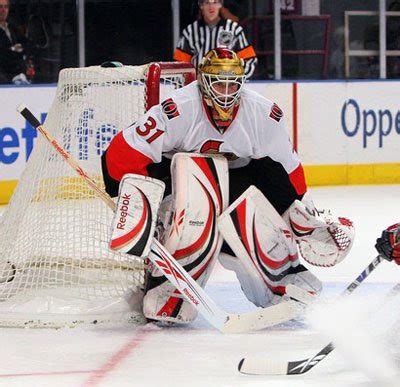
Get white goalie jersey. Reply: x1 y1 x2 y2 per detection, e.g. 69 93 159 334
103 80 305 195
103 80 354 271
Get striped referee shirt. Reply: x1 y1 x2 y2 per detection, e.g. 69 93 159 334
174 17 258 78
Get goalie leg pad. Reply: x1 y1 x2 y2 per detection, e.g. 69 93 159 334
219 252 275 307
281 265 322 297
143 262 215 324
109 174 165 258
143 153 229 324
218 186 321 307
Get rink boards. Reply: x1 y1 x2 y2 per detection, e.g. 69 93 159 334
1 80 399 203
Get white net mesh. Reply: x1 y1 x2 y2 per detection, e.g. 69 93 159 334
0 63 195 327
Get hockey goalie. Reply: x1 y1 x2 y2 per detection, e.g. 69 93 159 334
101 48 355 325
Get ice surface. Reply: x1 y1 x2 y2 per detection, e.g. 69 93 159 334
0 185 399 387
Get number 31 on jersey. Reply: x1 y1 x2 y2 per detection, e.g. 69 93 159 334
136 116 164 144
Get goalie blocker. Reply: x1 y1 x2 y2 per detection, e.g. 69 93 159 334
110 174 165 258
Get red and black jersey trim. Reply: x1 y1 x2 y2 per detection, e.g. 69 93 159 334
201 99 239 133
228 157 306 215
101 131 153 197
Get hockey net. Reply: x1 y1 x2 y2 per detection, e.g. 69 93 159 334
0 62 196 327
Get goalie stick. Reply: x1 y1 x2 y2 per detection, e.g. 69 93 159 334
17 104 301 333
238 254 385 374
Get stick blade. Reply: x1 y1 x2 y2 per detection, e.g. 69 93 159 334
16 104 41 128
238 357 289 375
221 300 301 333
239 342 335 375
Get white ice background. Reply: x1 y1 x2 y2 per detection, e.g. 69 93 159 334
0 184 400 387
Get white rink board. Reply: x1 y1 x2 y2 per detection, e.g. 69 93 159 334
298 81 400 165
248 82 294 137
1 80 400 185
0 85 56 180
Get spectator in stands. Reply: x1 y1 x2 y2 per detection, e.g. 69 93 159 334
363 0 400 78
173 0 257 78
0 0 29 84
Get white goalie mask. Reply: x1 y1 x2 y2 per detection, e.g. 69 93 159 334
198 48 246 125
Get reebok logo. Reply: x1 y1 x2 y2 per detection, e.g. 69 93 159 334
183 288 199 305
117 193 131 230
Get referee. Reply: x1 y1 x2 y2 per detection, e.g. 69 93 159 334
173 0 258 78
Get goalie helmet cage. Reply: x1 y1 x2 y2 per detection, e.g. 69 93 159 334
0 62 196 328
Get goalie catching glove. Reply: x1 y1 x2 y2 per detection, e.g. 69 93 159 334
375 223 400 265
283 193 354 267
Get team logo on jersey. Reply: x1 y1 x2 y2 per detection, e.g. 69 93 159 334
269 103 283 122
200 140 224 154
161 98 180 120
200 140 238 160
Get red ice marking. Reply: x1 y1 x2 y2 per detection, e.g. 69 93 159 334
0 331 150 384
83 330 149 387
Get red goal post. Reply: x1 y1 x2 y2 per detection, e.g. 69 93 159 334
146 62 196 110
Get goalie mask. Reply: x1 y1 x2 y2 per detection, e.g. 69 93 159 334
198 48 245 128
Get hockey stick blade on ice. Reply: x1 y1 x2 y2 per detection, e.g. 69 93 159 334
238 254 385 374
149 240 301 333
18 104 301 333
